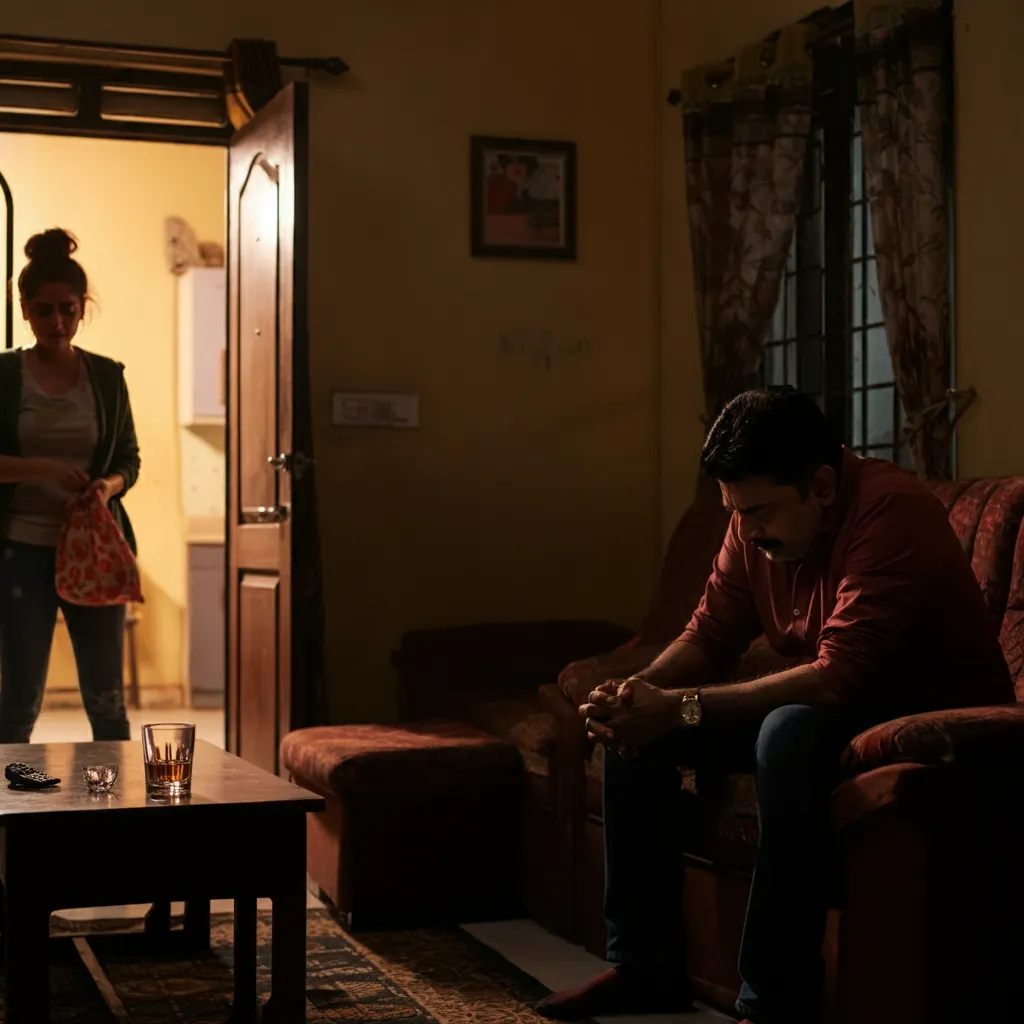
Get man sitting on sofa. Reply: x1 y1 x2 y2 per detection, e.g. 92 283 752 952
536 386 1014 1024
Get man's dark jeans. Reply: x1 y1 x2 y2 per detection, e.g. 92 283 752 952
603 704 861 1024
0 541 130 743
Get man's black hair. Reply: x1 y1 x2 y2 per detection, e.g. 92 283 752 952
701 386 844 489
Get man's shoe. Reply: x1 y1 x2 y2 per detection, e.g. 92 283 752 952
533 964 692 1021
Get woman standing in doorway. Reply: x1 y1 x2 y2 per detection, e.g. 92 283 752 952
0 228 140 742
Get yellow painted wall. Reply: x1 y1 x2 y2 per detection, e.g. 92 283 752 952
659 0 1024 541
1 1 662 723
951 0 1024 478
305 3 662 721
0 133 226 694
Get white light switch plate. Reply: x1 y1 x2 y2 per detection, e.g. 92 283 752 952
331 391 419 428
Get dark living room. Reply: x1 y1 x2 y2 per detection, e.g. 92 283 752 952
0 0 1021 1022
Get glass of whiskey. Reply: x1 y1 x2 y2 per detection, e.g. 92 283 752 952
142 723 196 797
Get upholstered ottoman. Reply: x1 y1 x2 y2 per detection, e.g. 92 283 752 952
280 721 525 929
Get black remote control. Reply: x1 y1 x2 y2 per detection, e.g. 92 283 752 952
5 763 60 789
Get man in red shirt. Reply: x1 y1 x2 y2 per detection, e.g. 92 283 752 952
536 387 1013 1024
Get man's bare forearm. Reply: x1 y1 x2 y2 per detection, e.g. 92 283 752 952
675 663 838 728
634 639 711 689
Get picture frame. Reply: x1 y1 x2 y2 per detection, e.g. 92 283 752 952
470 136 577 260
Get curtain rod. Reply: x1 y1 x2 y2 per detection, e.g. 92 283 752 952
666 7 853 106
0 33 349 76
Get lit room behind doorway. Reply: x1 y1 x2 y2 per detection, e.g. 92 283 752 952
0 131 227 742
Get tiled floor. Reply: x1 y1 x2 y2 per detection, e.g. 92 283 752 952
466 919 736 1024
32 707 735 1022
32 706 226 748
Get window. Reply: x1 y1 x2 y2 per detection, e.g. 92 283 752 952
762 127 824 403
762 36 919 470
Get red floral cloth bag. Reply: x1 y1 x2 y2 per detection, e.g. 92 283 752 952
55 492 144 606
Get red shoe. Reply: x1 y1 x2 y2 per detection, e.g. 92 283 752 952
534 964 692 1021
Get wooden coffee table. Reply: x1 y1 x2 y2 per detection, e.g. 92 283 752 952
0 740 324 1023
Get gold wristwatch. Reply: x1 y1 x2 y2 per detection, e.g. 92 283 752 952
679 688 703 727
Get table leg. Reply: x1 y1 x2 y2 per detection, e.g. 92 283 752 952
262 829 307 1024
229 896 258 1024
4 889 50 1023
144 899 171 941
184 898 211 952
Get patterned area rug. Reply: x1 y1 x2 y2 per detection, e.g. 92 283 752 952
23 910 579 1023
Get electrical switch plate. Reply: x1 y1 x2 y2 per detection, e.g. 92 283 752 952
331 392 419 428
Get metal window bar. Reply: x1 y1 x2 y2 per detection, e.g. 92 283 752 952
762 127 824 399
765 27 904 462
819 39 854 447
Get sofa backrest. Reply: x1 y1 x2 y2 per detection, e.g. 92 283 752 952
638 482 732 644
640 475 1024 702
927 478 1024 701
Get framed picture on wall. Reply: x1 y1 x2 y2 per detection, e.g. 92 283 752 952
470 136 577 260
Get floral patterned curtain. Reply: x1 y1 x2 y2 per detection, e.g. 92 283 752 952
856 0 953 478
683 24 814 430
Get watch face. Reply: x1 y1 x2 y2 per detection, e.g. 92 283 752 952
681 702 701 725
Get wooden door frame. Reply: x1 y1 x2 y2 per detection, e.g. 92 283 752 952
0 41 323 746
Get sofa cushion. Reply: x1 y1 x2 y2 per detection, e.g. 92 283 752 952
280 721 522 795
688 771 759 872
996 492 1024 699
639 481 734 644
587 757 759 869
965 479 1024 622
469 697 555 778
842 704 1024 776
929 477 1024 699
583 743 759 870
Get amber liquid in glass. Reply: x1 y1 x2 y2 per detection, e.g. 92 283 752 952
145 759 192 793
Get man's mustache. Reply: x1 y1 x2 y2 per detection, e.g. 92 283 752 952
753 538 782 551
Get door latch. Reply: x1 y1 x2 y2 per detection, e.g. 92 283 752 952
267 452 315 480
248 505 289 524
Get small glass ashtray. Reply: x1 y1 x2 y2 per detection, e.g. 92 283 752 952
81 764 118 793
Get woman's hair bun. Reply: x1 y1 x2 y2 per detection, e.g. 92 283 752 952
25 228 78 263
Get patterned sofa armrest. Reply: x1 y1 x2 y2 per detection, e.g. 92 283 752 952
538 682 590 763
538 682 585 730
557 641 670 708
841 704 1024 777
831 762 938 832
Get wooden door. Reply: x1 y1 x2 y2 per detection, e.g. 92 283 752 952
227 83 317 775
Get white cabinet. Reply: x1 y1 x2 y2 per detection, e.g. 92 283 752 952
187 541 225 708
178 267 226 426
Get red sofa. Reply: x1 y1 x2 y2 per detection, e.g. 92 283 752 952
546 477 1024 1023
391 619 633 939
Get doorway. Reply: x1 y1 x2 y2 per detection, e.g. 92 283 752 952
0 130 229 743
0 34 321 774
